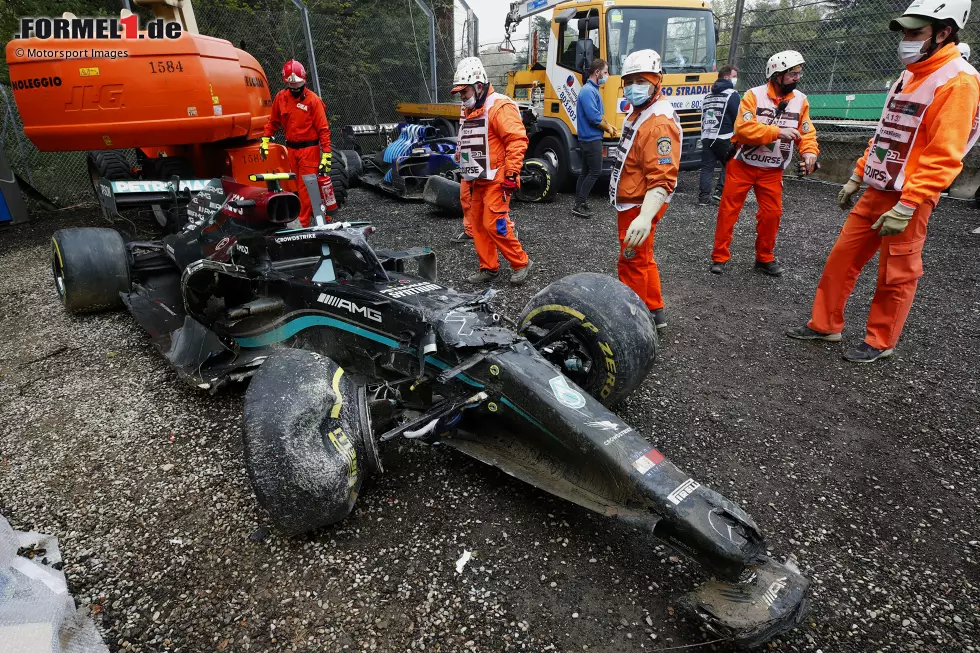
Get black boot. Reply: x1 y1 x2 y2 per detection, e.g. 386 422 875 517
754 259 784 277
571 203 593 219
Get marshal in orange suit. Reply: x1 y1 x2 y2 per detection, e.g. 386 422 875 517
451 57 532 286
710 50 819 277
787 0 979 363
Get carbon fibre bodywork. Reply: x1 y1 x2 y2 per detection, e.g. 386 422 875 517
99 176 807 647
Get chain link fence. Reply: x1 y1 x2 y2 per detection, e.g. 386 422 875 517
2 0 978 210
715 0 980 173
0 0 448 209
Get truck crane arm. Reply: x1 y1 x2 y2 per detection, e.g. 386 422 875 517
502 0 567 52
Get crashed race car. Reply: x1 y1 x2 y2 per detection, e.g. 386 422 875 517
341 121 557 215
50 172 809 647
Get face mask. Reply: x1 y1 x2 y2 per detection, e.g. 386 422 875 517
624 83 652 107
289 86 304 97
898 39 927 65
780 81 798 94
730 76 738 87
598 74 609 86
462 95 477 109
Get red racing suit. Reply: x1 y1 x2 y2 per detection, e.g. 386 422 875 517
264 88 331 227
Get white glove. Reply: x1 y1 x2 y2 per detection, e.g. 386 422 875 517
623 187 668 248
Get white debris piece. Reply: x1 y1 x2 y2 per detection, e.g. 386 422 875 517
455 550 473 574
0 515 109 653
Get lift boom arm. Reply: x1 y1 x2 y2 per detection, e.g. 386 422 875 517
503 0 567 42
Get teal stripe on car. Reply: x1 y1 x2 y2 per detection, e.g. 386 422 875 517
234 314 484 388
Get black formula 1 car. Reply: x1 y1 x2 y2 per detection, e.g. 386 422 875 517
51 172 809 647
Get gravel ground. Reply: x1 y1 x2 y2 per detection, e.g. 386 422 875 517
1 171 978 653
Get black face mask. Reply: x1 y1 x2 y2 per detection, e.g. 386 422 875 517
776 78 797 95
289 86 305 98
473 83 489 110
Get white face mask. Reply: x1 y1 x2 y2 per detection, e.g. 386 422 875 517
730 76 738 87
898 39 927 66
462 95 476 109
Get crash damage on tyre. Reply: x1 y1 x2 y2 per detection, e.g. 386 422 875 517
50 174 810 647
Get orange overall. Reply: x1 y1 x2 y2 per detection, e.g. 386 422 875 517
808 44 980 350
712 82 819 264
611 89 681 311
264 88 332 227
457 84 529 272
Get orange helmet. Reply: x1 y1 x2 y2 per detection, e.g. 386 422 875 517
282 60 307 89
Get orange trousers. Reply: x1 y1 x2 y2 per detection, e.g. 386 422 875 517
460 180 475 237
462 180 529 272
617 204 668 311
712 159 784 264
808 187 934 351
288 145 321 227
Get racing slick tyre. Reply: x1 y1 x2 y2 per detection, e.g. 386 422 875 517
515 157 557 203
338 150 363 188
51 228 131 314
244 348 377 536
532 135 571 192
422 174 463 218
519 272 658 407
328 154 350 207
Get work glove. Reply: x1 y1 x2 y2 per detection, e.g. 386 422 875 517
872 201 916 237
501 173 518 202
598 119 619 139
837 173 862 210
623 187 668 249
318 151 332 174
259 136 271 160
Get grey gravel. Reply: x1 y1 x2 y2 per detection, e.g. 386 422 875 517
0 172 978 652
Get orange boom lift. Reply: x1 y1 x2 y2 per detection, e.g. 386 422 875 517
4 0 302 228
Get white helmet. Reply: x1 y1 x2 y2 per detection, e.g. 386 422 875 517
622 49 663 77
766 50 805 79
889 0 971 31
451 57 488 93
959 43 971 60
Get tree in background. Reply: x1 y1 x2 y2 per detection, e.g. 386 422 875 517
711 0 737 64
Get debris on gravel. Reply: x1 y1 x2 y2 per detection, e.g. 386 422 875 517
0 171 978 652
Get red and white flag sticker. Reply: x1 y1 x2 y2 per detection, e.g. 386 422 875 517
632 449 665 474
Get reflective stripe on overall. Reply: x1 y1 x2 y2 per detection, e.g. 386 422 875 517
863 58 980 191
735 86 806 170
609 99 682 211
701 88 736 140
457 93 516 182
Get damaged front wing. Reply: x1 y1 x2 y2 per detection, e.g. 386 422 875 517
408 341 810 646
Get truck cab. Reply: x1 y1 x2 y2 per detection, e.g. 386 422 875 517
506 0 719 186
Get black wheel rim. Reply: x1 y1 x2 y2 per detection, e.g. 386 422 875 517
523 319 597 389
517 166 547 201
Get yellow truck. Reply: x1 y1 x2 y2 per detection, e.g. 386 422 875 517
397 0 721 190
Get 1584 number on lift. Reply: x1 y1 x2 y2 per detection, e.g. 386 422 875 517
149 60 184 74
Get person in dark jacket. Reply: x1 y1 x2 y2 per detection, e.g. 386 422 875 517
698 65 740 206
573 58 619 218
